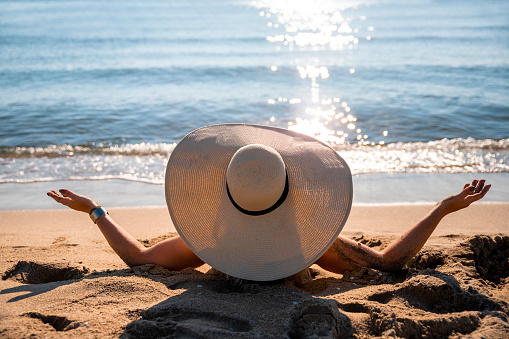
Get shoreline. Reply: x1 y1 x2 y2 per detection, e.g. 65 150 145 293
1 172 508 211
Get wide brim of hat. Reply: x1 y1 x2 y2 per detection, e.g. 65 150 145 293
165 124 352 281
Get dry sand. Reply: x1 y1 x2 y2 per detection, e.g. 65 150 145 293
1 203 508 338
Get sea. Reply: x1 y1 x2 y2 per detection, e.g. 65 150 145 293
1 0 508 210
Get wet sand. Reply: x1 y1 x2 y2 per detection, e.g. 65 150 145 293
1 203 508 337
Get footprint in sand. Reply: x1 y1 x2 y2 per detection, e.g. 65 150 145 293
22 312 80 332
2 261 89 284
124 300 253 338
169 278 263 295
289 299 352 338
52 236 79 247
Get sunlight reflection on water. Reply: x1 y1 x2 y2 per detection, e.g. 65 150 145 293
252 0 384 147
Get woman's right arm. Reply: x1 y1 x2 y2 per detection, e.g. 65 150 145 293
47 189 203 270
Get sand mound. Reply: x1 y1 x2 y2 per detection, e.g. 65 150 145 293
331 235 509 338
139 233 178 248
448 235 509 284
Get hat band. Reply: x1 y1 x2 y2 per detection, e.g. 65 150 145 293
226 172 289 216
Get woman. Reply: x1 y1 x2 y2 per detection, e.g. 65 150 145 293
48 125 491 280
47 180 490 276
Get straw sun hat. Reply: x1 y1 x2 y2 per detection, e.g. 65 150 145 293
165 124 352 281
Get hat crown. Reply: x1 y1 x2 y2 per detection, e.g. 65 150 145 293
226 144 286 212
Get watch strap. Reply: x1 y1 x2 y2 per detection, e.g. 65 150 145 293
90 207 108 224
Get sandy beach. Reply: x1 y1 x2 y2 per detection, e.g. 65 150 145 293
0 203 508 338
2 0 508 337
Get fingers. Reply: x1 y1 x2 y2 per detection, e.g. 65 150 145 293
457 179 490 206
47 190 62 200
49 189 81 203
59 189 77 198
462 179 487 195
47 190 72 206
462 179 478 191
473 179 485 193
47 189 98 213
464 184 491 205
459 185 475 197
474 182 490 197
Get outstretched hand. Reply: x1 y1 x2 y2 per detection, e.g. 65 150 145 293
47 189 99 213
438 179 491 215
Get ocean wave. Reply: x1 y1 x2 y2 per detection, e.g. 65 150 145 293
335 138 509 175
1 137 507 157
334 137 509 152
0 142 176 158
1 137 508 184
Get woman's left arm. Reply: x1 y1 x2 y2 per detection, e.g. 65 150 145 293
316 179 491 273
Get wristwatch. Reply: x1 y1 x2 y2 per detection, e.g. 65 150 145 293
89 206 108 224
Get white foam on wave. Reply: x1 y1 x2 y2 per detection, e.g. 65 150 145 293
1 142 176 158
337 137 509 175
1 138 508 184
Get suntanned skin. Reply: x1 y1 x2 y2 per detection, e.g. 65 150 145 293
47 179 490 274
47 189 204 270
315 179 490 273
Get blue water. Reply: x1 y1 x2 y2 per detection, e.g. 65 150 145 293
1 0 508 205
